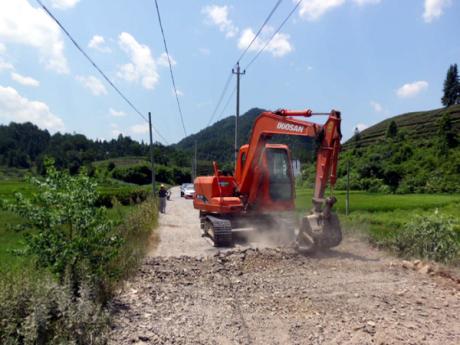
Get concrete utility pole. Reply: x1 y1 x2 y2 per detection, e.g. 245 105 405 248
148 112 156 195
232 62 245 164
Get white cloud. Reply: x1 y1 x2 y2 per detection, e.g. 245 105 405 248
202 5 238 38
157 52 176 67
50 0 80 10
88 35 111 53
352 0 381 5
11 72 40 87
0 85 64 131
76 75 107 96
355 123 369 132
117 32 159 90
238 26 293 57
130 123 149 135
370 100 383 113
0 43 5 53
0 60 14 73
423 0 451 23
297 0 346 21
109 108 126 117
396 81 428 98
0 0 69 74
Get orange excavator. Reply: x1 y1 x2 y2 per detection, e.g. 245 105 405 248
193 109 342 250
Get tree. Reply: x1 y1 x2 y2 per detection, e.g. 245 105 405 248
441 64 459 107
3 160 122 300
386 120 398 139
353 127 361 149
437 113 457 155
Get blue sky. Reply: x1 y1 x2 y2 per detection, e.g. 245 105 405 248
0 0 458 144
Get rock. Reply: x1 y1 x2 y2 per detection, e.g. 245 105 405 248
402 260 414 269
418 264 432 274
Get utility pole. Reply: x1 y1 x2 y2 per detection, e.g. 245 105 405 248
148 112 156 196
232 62 245 164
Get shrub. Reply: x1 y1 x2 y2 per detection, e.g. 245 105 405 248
112 164 151 185
111 197 158 282
392 213 459 263
96 188 149 208
3 160 122 302
0 269 109 345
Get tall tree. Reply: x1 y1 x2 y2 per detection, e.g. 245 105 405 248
441 64 459 107
386 120 398 139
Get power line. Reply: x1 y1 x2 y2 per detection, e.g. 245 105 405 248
207 1 284 128
207 71 233 126
216 86 236 122
153 0 188 137
236 0 283 64
245 0 303 70
34 0 169 145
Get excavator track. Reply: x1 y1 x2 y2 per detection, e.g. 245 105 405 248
204 216 233 247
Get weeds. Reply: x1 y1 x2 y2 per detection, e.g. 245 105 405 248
391 212 459 263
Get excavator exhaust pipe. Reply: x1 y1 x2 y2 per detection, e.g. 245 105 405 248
297 197 343 252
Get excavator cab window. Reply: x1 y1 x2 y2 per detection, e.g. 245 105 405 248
266 148 293 201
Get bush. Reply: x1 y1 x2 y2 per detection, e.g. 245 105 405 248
111 197 158 281
3 160 122 302
0 270 109 345
96 188 149 208
392 213 459 263
112 164 151 185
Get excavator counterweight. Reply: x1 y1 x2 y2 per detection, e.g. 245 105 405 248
193 109 343 250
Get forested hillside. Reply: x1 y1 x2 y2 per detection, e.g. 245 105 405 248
343 105 460 149
332 105 460 193
0 122 189 173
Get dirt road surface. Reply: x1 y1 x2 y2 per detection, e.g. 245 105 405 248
109 187 460 345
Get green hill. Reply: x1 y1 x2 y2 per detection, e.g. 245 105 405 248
332 105 460 194
344 105 460 149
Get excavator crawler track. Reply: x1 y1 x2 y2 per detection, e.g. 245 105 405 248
205 216 233 247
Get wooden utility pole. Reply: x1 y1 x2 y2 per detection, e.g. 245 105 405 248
148 112 156 195
232 62 245 164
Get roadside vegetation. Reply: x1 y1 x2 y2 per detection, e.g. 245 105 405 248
295 189 460 263
0 161 158 344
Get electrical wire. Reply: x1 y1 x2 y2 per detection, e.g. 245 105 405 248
34 0 169 145
207 1 284 128
236 0 283 64
207 71 233 126
244 0 303 70
153 0 188 137
216 86 236 122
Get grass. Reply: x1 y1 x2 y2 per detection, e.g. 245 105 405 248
295 189 460 245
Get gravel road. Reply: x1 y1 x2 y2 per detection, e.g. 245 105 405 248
110 187 460 345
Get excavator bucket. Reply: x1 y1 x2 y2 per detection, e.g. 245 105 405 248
297 197 343 252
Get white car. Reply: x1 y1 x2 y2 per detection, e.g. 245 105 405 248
183 185 195 199
181 183 193 197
